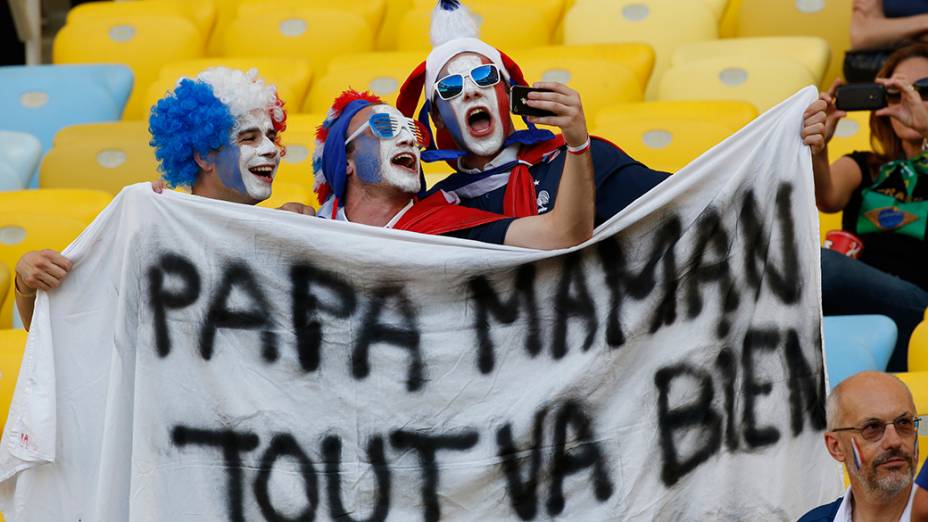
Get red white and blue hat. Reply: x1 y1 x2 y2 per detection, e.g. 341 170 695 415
396 0 553 165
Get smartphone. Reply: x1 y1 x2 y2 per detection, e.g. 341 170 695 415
835 83 887 111
510 85 556 118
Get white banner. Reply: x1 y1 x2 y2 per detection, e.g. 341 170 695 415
0 87 842 521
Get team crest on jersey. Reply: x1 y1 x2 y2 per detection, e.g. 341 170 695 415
863 206 919 231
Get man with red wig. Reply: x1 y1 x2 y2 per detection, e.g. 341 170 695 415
396 0 669 222
312 89 595 248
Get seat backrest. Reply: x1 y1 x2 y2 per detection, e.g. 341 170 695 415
563 0 718 98
221 8 373 76
0 329 27 433
0 266 9 314
53 14 205 119
658 56 816 112
0 131 42 191
0 208 106 328
146 58 313 115
671 36 831 85
516 56 642 119
256 180 315 210
511 43 655 93
733 0 852 88
304 53 422 113
40 122 160 195
909 322 928 371
827 111 872 161
237 0 387 35
276 113 323 204
398 4 553 51
66 0 217 38
593 100 757 173
0 64 133 160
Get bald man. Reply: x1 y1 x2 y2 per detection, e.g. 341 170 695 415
799 372 920 521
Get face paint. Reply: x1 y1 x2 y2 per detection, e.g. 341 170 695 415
851 437 862 472
349 105 421 194
215 109 280 202
435 53 508 157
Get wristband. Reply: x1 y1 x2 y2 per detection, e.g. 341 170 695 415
567 137 591 155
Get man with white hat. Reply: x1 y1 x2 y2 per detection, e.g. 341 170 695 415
396 0 668 222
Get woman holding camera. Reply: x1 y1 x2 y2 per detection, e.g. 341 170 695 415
803 43 928 371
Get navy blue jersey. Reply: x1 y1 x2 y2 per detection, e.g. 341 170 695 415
444 217 514 244
454 138 670 226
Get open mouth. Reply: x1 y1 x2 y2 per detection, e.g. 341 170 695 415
390 152 418 173
466 106 494 137
248 165 275 183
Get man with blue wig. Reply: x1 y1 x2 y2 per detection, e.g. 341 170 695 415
312 89 595 248
14 67 295 330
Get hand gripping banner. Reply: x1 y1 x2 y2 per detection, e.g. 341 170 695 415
0 87 843 521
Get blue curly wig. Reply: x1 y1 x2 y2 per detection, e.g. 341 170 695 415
149 79 234 188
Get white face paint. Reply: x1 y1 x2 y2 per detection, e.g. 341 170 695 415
436 53 506 157
216 109 280 202
351 105 421 194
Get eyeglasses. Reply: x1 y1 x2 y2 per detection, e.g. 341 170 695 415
831 415 924 442
434 64 501 101
886 77 928 103
345 112 424 146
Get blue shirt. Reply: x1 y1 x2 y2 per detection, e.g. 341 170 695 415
439 138 670 228
884 0 928 18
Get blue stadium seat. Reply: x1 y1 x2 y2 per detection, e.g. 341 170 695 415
824 315 897 389
0 64 133 186
0 130 42 191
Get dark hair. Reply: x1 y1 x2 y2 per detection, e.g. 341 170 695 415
870 44 928 162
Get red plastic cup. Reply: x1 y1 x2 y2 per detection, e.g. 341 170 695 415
823 230 864 259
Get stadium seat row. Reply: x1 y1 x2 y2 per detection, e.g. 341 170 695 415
49 0 852 119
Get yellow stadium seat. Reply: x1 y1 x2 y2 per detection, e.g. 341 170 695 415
592 101 757 173
412 0 566 26
0 329 26 433
891 371 928 472
206 0 386 55
277 113 323 204
819 211 843 245
827 111 872 161
658 56 816 113
146 58 313 116
67 0 216 38
733 0 852 89
515 56 642 120
398 4 553 51
258 181 314 210
563 0 718 99
53 14 205 120
511 43 655 93
221 9 373 75
0 266 9 315
671 36 831 85
304 52 423 113
910 322 928 372
719 0 741 37
40 122 159 195
700 0 729 19
377 0 415 50
0 191 111 327
596 99 756 132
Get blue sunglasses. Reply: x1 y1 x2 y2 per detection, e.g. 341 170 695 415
435 64 501 101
